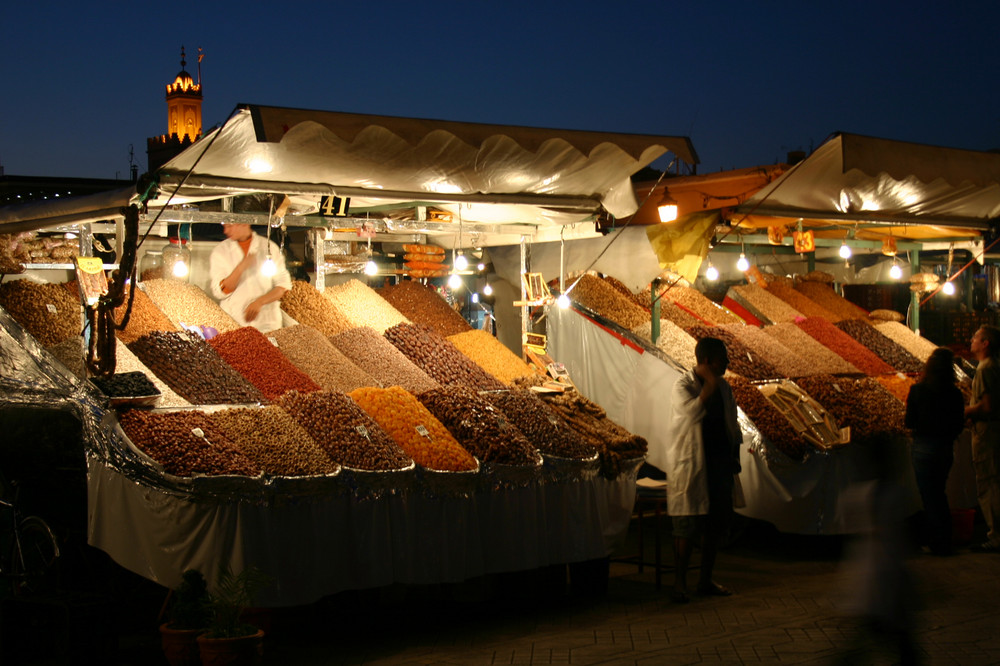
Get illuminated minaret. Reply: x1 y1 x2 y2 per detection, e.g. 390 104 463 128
147 47 204 172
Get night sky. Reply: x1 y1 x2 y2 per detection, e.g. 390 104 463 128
2 1 999 181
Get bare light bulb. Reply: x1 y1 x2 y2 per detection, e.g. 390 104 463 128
471 293 480 304
483 282 493 296
942 281 956 296
364 260 378 276
172 260 189 278
454 253 469 271
706 263 719 281
839 243 852 259
260 256 277 277
889 263 903 280
448 273 462 289
477 262 485 271
736 253 750 272
556 293 571 309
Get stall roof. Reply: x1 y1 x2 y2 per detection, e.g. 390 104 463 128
728 132 1000 241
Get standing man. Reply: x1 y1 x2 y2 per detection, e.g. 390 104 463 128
209 221 291 333
965 325 1000 552
666 336 742 602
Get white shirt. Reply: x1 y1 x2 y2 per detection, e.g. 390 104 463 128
208 232 292 333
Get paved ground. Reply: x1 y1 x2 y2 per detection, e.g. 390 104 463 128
5 511 999 665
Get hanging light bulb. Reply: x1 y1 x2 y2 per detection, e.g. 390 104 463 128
477 262 485 271
260 255 277 277
556 293 571 309
942 281 956 296
448 272 462 289
889 262 902 280
656 188 678 223
454 253 469 271
736 253 750 272
483 282 493 296
839 242 852 259
471 292 480 304
172 258 189 278
706 262 719 281
364 259 378 276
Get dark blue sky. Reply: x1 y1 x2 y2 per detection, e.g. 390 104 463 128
3 1 999 180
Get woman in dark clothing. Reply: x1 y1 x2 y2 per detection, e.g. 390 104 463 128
905 347 966 555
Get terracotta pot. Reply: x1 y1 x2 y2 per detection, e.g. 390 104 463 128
197 628 264 666
159 623 204 666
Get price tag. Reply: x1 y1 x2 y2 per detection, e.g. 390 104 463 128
355 425 369 438
46 304 58 314
75 256 104 274
831 383 842 393
415 425 430 438
268 337 279 347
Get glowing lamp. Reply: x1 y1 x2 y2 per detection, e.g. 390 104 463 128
736 253 750 272
889 263 902 280
839 242 852 259
364 260 378 276
483 282 493 296
942 281 956 296
172 259 189 278
454 253 469 271
260 256 277 277
448 273 462 289
656 189 678 223
705 262 719 281
556 293 571 309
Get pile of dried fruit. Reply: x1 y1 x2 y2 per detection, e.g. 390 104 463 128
141 279 239 333
764 323 860 375
46 336 87 380
270 324 379 393
114 338 189 407
118 408 260 477
128 330 264 405
721 324 815 377
486 388 597 460
207 406 338 477
0 278 82 347
728 284 804 323
566 273 650 330
209 327 321 401
795 318 894 376
278 390 413 471
385 323 506 391
658 285 744 325
349 386 477 472
417 385 539 465
796 375 906 443
764 280 841 321
727 375 810 461
330 326 439 393
90 371 160 398
793 281 869 320
377 280 472 338
835 319 923 373
446 329 534 385
113 284 178 344
875 374 915 404
687 325 782 380
279 280 353 337
632 319 698 369
323 279 410 333
873 321 939 362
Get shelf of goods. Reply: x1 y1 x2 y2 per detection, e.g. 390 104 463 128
548 277 938 535
0 276 648 606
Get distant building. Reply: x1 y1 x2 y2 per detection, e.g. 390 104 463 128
147 47 203 172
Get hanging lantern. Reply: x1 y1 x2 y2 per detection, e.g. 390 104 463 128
882 236 898 256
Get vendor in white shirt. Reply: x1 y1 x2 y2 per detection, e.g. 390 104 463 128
209 221 291 333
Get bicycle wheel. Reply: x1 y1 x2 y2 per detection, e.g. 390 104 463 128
10 516 60 596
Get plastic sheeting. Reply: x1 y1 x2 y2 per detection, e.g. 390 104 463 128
545 304 921 535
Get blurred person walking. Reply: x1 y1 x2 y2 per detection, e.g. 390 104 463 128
964 325 1000 552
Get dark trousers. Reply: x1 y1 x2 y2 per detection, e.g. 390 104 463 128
912 441 953 554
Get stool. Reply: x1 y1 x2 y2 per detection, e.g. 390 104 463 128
612 483 672 589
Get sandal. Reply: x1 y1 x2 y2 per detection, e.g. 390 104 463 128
697 582 734 596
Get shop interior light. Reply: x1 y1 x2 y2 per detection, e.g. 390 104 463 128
482 282 493 296
736 249 749 272
839 241 852 259
705 261 719 281
556 293 571 309
471 292 480 304
363 259 378 276
889 261 903 280
454 252 469 271
942 281 956 296
448 272 462 289
260 255 277 277
657 189 679 223
477 262 486 271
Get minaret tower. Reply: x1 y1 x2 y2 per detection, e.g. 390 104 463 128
165 47 202 142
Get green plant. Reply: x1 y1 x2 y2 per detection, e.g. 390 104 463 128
167 569 212 630
204 565 271 639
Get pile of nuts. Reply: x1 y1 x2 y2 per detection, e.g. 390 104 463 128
659 285 744 325
269 324 379 393
323 279 410 333
729 284 804 323
279 280 353 337
516 375 647 478
127 331 265 405
385 323 507 391
875 374 915 403
722 323 816 378
91 371 160 398
727 375 809 461
377 280 472 338
118 408 261 477
566 273 650 330
687 325 782 381
141 279 239 334
46 336 87 380
209 327 321 401
277 390 413 471
795 318 895 376
330 326 439 393
794 281 869 320
114 284 178 344
417 385 539 465
796 375 906 442
873 321 938 362
764 281 841 321
632 319 698 369
764 323 860 375
486 388 597 460
114 338 189 407
0 278 82 347
446 329 534 385
207 406 339 477
835 319 923 374
349 386 477 472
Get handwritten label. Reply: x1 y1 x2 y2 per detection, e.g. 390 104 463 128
46 304 57 314
355 425 369 439
415 425 430 438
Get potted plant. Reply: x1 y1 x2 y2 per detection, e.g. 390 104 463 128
196 565 271 666
159 569 212 666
